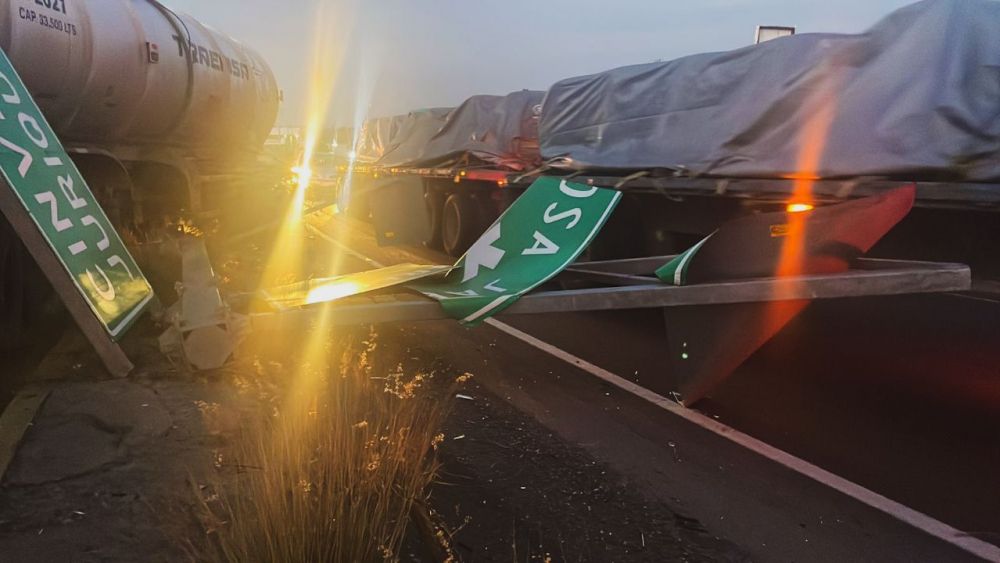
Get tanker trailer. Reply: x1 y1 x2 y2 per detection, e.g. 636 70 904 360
0 0 280 225
0 0 279 355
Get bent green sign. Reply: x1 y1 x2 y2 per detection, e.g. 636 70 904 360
410 177 621 325
0 49 153 339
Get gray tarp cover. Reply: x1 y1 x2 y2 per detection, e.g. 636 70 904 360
403 90 545 170
539 0 1000 181
376 108 453 168
357 116 405 163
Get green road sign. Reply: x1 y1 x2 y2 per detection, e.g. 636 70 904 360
262 263 449 309
410 177 621 325
0 49 153 340
656 235 712 286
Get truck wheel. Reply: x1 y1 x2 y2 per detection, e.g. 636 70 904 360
442 194 480 257
346 192 370 220
425 191 445 250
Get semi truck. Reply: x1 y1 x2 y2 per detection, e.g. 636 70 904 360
345 0 999 283
290 0 991 404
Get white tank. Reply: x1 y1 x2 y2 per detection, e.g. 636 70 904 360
0 0 280 164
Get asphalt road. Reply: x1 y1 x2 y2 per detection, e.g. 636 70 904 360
313 212 1000 562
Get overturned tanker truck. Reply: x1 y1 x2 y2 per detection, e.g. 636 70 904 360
350 0 999 277
0 0 279 348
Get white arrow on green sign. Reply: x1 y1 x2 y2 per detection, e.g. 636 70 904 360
0 49 153 345
409 177 622 325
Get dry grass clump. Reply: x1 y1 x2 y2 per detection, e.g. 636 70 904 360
196 331 458 562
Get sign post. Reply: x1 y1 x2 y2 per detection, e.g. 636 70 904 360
410 177 621 325
0 49 153 376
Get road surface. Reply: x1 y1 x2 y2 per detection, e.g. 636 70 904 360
304 211 1000 562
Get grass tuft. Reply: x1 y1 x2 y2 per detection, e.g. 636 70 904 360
195 331 457 562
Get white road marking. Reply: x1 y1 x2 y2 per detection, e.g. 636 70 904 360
462 295 514 324
483 318 1000 562
946 292 1000 306
317 219 1000 562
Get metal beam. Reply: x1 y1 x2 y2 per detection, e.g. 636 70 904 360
569 255 674 275
250 259 970 331
547 175 1000 210
558 268 656 287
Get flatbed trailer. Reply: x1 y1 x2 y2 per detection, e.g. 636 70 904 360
363 164 1000 210
345 165 1000 285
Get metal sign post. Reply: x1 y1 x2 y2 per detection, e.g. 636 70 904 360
0 49 153 376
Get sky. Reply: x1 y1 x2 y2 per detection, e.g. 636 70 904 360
163 0 917 128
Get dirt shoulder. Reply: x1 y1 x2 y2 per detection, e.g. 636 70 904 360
0 325 223 562
0 321 748 562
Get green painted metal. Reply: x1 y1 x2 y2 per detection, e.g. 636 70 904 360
410 177 622 325
655 234 713 286
0 49 153 340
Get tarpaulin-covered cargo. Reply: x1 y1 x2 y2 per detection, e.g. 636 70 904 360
539 0 1000 181
376 108 453 168
405 90 545 170
357 115 405 163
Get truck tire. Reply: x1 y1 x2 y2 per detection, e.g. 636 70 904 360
424 190 445 250
346 191 371 220
442 193 480 257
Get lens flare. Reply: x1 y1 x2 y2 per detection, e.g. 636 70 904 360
760 67 843 340
323 53 378 276
258 0 355 288
776 69 841 280
305 280 361 305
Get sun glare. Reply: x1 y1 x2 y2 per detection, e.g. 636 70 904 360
305 281 361 305
776 69 841 279
757 67 844 344
258 0 354 288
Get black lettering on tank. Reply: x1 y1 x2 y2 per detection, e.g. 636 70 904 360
169 36 254 82
171 34 189 57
